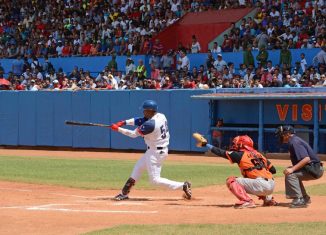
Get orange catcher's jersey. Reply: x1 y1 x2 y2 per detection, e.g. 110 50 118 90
226 150 273 179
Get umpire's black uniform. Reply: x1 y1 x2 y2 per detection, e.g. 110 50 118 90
285 134 324 207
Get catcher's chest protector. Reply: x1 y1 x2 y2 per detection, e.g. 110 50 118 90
239 151 273 179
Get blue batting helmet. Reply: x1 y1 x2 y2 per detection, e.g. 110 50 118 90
142 100 158 112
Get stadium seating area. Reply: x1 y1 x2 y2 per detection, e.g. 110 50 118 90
0 0 325 90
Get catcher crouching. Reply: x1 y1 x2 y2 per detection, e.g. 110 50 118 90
193 133 277 209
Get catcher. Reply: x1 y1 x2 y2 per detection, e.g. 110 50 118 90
193 133 277 209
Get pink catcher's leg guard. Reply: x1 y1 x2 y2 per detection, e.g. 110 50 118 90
226 176 252 204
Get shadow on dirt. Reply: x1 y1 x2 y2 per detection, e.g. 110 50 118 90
93 197 186 202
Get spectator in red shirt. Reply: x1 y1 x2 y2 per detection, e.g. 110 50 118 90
183 77 196 89
62 41 72 57
261 68 273 84
152 38 164 68
161 76 173 89
81 40 91 56
222 34 233 52
150 63 160 81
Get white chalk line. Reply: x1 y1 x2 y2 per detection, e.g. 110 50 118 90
51 193 182 200
0 187 32 192
112 202 145 206
28 208 158 214
1 187 181 201
0 204 157 214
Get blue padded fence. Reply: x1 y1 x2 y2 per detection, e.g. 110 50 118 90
0 90 212 152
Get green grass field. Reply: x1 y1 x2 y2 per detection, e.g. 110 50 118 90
305 183 326 196
1 155 325 235
85 222 326 235
0 155 246 189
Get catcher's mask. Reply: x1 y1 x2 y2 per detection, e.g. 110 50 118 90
275 125 295 143
231 135 254 151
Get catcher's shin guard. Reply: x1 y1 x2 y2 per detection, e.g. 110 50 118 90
122 177 136 195
226 176 252 203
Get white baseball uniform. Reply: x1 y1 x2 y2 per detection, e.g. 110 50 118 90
117 113 184 189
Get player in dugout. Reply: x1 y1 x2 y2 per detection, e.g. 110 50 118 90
193 133 277 209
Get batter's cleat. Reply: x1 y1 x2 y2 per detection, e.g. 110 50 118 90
183 181 192 200
234 200 256 209
290 198 307 208
303 195 311 204
113 193 129 201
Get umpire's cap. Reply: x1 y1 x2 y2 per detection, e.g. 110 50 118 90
275 125 295 137
142 100 158 112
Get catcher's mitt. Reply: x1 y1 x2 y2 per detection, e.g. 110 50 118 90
192 133 207 147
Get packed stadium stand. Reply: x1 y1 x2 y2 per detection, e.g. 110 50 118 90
0 0 325 90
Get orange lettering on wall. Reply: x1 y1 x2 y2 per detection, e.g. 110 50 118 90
276 104 289 121
292 104 298 121
301 104 312 121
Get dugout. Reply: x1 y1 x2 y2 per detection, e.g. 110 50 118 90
192 87 326 154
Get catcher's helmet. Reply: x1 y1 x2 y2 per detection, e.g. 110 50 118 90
275 125 295 137
231 135 254 151
142 100 158 112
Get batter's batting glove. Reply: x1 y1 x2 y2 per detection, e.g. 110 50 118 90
110 124 119 131
115 120 126 127
192 133 208 147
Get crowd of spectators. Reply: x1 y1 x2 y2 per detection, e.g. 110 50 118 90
211 0 326 54
2 1 324 58
0 0 325 90
1 45 325 91
0 0 257 59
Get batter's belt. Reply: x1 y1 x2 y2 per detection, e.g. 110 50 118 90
147 146 167 150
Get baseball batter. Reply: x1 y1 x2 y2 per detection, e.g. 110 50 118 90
193 133 277 209
110 100 192 201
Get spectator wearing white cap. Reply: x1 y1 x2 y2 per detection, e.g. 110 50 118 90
52 79 60 90
213 54 227 72
56 41 64 57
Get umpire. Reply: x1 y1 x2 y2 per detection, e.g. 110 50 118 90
275 125 324 208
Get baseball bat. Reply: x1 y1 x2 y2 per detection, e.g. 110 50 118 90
65 120 111 128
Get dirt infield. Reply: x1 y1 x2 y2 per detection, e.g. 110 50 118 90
0 150 325 235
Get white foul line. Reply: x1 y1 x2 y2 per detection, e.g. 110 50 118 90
0 187 32 192
112 202 145 206
0 204 157 214
27 208 157 214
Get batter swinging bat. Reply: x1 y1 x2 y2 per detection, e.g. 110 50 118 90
65 120 111 128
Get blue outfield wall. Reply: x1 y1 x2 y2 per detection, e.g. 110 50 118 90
188 48 320 70
0 55 149 76
0 90 212 151
0 48 320 75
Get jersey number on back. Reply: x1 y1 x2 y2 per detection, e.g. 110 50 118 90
160 121 169 139
250 158 265 170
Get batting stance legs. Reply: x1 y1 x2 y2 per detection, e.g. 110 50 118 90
116 148 190 200
132 149 184 189
111 100 192 201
